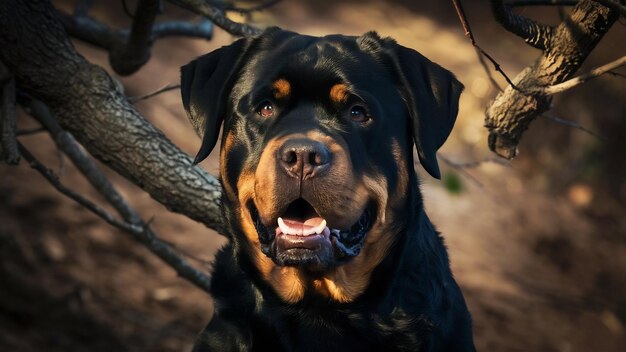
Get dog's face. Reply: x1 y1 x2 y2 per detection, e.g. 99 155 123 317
182 28 462 303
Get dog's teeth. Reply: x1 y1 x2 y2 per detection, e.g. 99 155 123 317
277 217 291 234
314 219 327 234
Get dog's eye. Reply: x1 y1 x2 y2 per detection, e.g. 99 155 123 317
349 105 370 123
256 101 274 118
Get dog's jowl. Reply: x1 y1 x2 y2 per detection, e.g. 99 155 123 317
181 28 475 352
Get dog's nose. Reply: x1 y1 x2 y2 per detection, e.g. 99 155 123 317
278 139 330 180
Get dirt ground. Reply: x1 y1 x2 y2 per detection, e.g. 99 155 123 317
1 1 625 351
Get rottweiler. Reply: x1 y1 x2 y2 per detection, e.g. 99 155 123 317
181 28 475 352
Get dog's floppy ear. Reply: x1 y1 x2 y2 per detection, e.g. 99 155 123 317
181 38 250 164
394 45 463 179
362 32 463 179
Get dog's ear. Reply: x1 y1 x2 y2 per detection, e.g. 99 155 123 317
361 32 463 179
394 45 463 179
181 38 250 164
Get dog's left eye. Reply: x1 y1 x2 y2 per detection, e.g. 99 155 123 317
349 105 370 123
256 101 274 118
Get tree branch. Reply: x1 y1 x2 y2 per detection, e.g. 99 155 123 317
0 61 19 164
17 141 212 293
491 0 555 50
0 0 226 233
166 0 263 37
152 20 213 39
109 0 161 75
452 0 519 89
541 113 601 137
539 55 626 94
485 0 618 159
60 13 214 50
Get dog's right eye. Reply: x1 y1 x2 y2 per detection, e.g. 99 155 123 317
256 101 274 118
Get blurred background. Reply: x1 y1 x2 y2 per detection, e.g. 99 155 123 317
1 0 625 351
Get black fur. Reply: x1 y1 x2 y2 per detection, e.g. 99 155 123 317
181 28 475 352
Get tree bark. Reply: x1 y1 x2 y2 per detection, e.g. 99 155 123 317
0 0 225 233
485 0 618 159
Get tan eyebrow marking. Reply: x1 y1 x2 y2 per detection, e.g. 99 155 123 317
272 78 291 99
329 83 349 104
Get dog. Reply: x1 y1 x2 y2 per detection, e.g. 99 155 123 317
181 27 475 352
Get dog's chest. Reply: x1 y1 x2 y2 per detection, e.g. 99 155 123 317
255 303 432 352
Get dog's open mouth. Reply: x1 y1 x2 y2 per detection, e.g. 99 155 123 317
250 198 372 270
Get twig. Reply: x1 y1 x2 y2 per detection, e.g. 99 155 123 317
22 99 212 293
491 0 554 50
475 47 504 91
0 61 19 164
541 113 601 137
129 83 180 103
539 55 626 94
166 0 263 37
451 0 520 90
437 154 512 190
18 142 137 231
438 155 511 169
436 154 485 189
18 142 212 293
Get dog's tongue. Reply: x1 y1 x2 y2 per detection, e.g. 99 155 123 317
277 217 327 236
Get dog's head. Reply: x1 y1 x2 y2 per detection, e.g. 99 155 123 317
181 28 462 303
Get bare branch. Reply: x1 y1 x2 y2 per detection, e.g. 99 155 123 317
129 83 180 103
485 0 618 159
109 0 161 75
539 55 626 94
59 13 122 50
542 113 601 137
491 0 554 50
452 0 520 90
152 20 213 39
60 13 214 51
166 0 263 37
1 61 19 164
25 98 142 223
0 0 226 233
438 155 511 169
17 141 212 293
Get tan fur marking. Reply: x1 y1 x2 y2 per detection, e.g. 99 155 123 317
311 173 397 302
237 169 307 303
329 83 349 104
272 79 291 99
